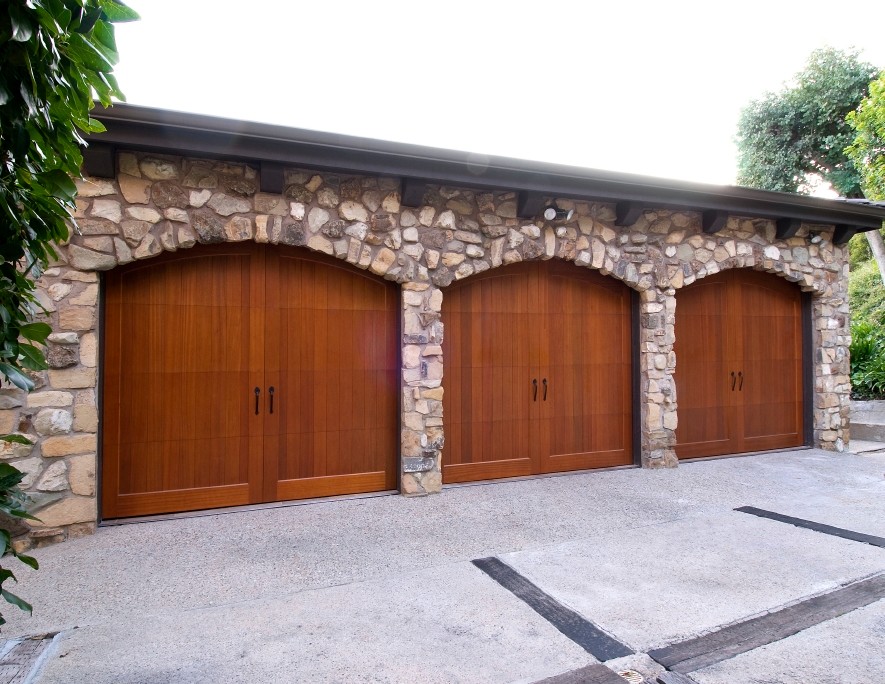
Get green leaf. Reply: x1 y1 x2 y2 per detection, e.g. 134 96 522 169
18 322 51 343
38 170 78 202
17 554 38 571
0 363 34 392
0 434 34 446
1 589 33 615
100 2 141 22
76 6 104 34
0 464 26 488
18 343 47 371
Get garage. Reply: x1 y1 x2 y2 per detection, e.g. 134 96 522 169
673 270 806 459
441 261 635 483
101 243 399 518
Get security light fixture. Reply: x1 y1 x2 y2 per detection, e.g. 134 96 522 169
543 207 574 222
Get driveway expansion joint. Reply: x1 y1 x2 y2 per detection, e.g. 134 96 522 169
472 556 634 661
735 506 885 548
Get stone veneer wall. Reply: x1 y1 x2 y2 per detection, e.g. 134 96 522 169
0 152 851 549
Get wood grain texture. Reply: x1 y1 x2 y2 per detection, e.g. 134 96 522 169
648 573 885 673
102 244 398 518
674 270 804 460
442 262 632 483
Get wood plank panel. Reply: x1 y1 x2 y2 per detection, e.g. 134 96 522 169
102 245 259 518
441 263 541 483
736 271 803 451
442 261 632 483
542 262 632 472
674 274 735 459
270 248 398 499
674 270 804 460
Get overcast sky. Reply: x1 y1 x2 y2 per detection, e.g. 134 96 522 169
112 1 885 187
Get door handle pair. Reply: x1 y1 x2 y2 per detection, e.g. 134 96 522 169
254 386 276 414
730 372 743 391
532 379 548 402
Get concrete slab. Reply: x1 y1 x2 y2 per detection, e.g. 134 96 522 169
0 449 882 683
35 563 595 684
502 511 885 652
691 599 885 684
847 439 885 454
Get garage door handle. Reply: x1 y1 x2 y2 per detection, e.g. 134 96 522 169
738 371 743 391
532 378 538 401
254 387 260 415
269 386 275 414
731 371 736 391
542 378 548 401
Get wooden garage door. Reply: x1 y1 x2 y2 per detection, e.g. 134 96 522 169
674 270 804 459
102 244 398 518
442 261 633 483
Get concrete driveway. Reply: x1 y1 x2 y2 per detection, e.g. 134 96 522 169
1 448 884 683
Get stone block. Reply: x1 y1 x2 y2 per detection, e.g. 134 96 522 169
48 368 96 389
32 496 96 527
67 244 117 271
37 461 69 491
41 434 97 457
34 409 73 436
73 405 98 433
59 306 95 331
118 174 152 204
46 342 78 369
79 332 97 368
68 453 96 496
27 391 74 408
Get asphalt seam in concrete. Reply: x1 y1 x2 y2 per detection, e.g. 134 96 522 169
647 572 885 673
472 557 634 661
735 506 885 548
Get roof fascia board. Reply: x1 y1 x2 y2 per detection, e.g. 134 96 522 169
86 105 885 231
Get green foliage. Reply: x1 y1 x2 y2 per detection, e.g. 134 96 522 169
0 456 39 626
847 72 885 201
736 47 878 197
850 260 885 326
2 0 136 392
850 321 885 398
0 0 137 625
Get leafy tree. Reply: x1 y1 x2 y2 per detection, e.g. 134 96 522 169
847 72 885 201
735 48 885 284
0 0 137 625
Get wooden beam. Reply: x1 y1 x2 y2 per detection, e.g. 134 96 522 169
702 210 728 234
517 191 546 219
775 217 801 240
82 143 116 178
259 161 285 194
615 201 643 227
401 178 428 207
833 224 858 245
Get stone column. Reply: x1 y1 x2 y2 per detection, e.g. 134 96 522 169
639 287 679 467
400 284 444 494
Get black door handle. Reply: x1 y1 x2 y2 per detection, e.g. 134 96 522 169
532 379 538 402
269 386 275 414
542 378 548 401
731 371 736 391
254 387 260 415
738 371 743 391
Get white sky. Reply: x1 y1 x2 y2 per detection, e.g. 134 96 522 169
113 1 885 187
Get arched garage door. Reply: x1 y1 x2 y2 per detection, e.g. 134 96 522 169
102 244 399 518
674 269 805 459
442 261 634 483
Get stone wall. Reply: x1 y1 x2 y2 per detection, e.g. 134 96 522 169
0 151 850 548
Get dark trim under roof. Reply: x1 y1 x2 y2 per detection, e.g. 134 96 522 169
85 105 885 237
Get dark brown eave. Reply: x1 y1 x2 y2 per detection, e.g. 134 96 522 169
84 105 885 242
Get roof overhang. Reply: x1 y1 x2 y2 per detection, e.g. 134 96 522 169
84 105 885 244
